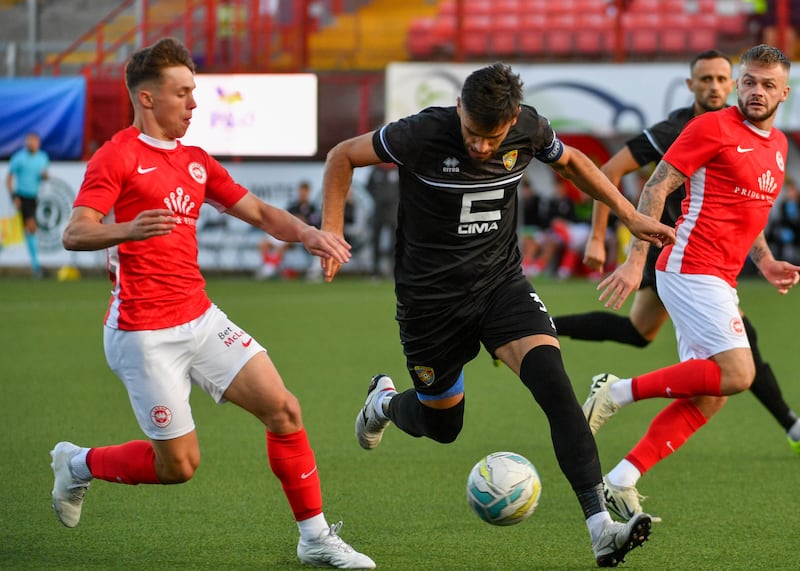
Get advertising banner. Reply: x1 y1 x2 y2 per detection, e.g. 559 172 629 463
0 77 86 160
386 62 800 135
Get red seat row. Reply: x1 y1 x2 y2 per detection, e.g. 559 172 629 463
407 3 748 59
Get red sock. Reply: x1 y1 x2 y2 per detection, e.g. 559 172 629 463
626 399 708 475
86 440 160 484
632 359 721 400
267 429 323 521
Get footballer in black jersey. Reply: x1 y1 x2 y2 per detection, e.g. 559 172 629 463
321 63 672 566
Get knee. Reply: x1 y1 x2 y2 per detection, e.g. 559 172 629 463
722 364 756 395
261 390 303 433
421 400 465 444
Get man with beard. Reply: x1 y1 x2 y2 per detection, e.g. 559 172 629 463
582 44 800 524
319 62 677 567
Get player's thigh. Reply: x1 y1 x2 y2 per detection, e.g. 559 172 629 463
398 300 480 399
222 351 302 432
629 287 669 340
104 325 196 440
483 275 559 373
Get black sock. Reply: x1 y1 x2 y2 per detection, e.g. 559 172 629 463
386 388 465 443
519 345 602 509
554 312 650 347
744 316 798 430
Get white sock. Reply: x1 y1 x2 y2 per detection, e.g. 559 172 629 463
610 378 634 406
606 459 642 488
788 418 800 441
373 391 393 419
586 511 613 544
69 447 93 481
297 513 329 541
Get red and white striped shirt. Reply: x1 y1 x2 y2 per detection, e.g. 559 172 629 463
657 106 788 287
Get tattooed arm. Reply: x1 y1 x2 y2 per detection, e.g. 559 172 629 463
597 160 685 310
750 231 800 294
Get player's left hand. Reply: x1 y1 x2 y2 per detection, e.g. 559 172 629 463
761 259 800 294
597 258 644 310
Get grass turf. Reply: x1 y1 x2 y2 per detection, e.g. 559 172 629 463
1 275 798 570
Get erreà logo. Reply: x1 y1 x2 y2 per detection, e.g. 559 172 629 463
164 187 196 215
443 157 460 173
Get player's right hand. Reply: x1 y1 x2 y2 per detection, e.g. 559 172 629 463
129 209 177 241
583 236 607 271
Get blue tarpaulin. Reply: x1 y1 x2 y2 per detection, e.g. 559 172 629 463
0 77 86 160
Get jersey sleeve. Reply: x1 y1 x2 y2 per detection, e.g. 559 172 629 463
372 112 429 168
202 154 249 212
662 112 722 177
73 142 128 214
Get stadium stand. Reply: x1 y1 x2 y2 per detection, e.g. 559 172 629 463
405 0 750 61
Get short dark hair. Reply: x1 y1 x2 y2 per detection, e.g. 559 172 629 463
690 49 732 73
460 62 523 129
740 44 791 71
125 37 195 94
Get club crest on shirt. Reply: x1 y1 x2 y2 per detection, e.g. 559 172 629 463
188 162 207 184
502 150 518 171
730 317 745 335
776 151 785 172
150 405 173 428
414 366 435 386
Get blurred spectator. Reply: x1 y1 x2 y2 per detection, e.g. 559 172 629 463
766 177 800 264
526 177 592 279
755 0 800 57
6 132 49 278
365 163 399 278
517 175 548 276
256 180 320 280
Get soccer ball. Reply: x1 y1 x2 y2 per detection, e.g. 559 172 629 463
466 451 541 526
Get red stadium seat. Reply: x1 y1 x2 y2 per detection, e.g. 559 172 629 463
489 14 519 56
574 13 614 56
688 13 718 51
461 14 491 56
660 13 690 55
518 13 547 55
545 14 576 56
494 0 522 15
623 12 659 55
464 0 492 16
629 0 661 13
407 18 436 59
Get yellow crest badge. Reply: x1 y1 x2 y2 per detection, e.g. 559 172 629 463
502 150 518 171
414 366 435 386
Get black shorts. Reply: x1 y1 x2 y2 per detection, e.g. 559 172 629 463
640 245 661 292
397 274 557 398
13 195 37 221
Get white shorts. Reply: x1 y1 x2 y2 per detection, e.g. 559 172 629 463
104 304 266 440
656 270 749 362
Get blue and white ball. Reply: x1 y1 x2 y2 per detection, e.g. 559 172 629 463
466 451 541 526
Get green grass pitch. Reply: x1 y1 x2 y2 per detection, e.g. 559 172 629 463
1 275 798 570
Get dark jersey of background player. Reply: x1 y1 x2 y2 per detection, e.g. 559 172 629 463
374 104 559 304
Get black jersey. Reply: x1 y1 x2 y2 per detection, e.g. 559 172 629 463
626 106 695 227
373 105 563 305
